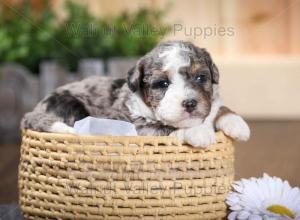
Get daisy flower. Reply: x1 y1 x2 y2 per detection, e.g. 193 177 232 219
226 173 300 220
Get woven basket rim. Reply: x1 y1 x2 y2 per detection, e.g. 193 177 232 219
22 129 230 144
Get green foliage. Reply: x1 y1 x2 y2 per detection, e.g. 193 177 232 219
0 1 170 73
0 1 57 73
106 8 171 58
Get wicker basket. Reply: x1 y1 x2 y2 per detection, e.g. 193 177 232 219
19 129 234 220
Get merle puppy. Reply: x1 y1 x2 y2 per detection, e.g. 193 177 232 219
21 41 250 147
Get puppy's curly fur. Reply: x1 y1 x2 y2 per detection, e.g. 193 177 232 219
21 41 250 147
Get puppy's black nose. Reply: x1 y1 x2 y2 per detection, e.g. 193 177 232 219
182 99 197 113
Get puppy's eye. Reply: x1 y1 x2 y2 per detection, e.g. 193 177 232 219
195 74 207 84
152 80 170 89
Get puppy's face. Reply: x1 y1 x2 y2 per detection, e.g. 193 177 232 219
128 41 219 128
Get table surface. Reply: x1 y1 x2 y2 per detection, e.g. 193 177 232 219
0 204 22 220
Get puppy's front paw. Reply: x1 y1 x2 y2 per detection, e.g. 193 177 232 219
185 126 216 148
216 113 250 141
49 122 75 134
170 129 185 143
171 126 216 148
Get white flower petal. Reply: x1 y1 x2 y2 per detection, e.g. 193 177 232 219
233 182 244 193
227 174 300 220
228 211 238 220
227 192 240 204
231 204 243 211
237 210 250 219
249 214 263 220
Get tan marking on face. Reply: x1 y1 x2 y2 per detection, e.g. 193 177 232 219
142 69 171 108
190 63 202 76
213 106 235 126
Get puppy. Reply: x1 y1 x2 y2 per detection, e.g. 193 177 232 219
21 41 250 147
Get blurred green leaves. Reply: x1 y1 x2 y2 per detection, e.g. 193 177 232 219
0 1 170 73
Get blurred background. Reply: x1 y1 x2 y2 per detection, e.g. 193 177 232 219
0 0 299 204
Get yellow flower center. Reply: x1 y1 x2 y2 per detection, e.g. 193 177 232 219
267 204 295 219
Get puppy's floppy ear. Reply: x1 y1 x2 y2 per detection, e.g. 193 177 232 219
196 48 219 84
209 61 219 84
127 59 145 92
205 50 219 84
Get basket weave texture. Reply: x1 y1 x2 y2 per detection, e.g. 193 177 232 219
19 129 234 220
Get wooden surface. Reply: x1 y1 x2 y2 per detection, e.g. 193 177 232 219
0 120 299 204
217 57 300 119
0 204 22 220
52 0 300 55
0 143 20 203
235 121 300 185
